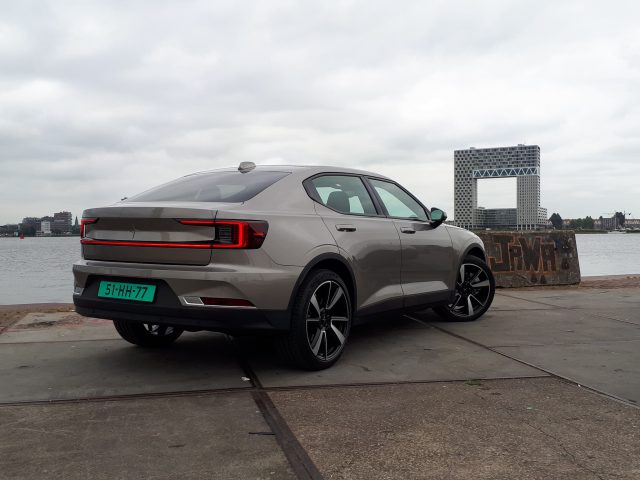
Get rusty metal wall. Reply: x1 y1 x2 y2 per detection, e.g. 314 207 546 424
476 231 581 287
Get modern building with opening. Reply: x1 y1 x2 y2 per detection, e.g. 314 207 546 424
454 144 547 230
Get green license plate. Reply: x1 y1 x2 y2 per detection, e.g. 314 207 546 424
98 281 156 303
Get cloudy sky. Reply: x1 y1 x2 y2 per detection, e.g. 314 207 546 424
1 0 639 224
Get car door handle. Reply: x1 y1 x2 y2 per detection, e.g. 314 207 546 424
335 224 357 232
400 227 416 234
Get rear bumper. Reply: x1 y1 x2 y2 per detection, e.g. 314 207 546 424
73 257 302 311
72 258 297 332
74 275 289 332
74 297 289 333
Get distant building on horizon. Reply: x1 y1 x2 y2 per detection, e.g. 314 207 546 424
453 144 547 230
53 211 72 233
18 211 74 235
21 217 42 233
39 220 51 236
625 218 640 229
594 215 640 231
0 224 19 236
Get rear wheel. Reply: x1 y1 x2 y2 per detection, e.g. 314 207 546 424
434 255 495 322
277 269 352 370
113 320 183 347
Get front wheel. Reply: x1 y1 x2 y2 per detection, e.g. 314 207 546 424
276 269 352 370
434 255 495 322
113 320 183 347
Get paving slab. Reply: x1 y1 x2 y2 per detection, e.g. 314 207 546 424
417 308 640 347
491 292 554 311
579 308 640 326
580 275 640 289
0 304 73 331
0 334 249 403
496 341 640 404
270 378 640 480
422 288 640 405
247 318 544 388
502 287 640 311
0 392 294 480
0 311 119 343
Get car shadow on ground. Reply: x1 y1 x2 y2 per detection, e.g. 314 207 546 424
0 308 537 402
0 332 248 403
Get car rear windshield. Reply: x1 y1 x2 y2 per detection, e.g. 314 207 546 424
127 170 289 203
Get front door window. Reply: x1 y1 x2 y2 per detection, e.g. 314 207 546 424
368 179 428 221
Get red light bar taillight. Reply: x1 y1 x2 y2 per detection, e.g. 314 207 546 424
80 218 98 238
177 219 268 249
177 219 216 226
79 219 268 250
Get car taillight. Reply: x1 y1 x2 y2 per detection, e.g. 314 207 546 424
177 219 268 249
80 218 98 238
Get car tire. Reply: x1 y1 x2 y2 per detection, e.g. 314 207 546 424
434 255 495 322
113 320 184 347
277 269 352 370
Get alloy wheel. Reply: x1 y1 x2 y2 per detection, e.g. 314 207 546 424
305 280 351 361
448 263 492 318
143 323 176 336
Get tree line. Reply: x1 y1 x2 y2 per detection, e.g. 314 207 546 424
549 212 626 230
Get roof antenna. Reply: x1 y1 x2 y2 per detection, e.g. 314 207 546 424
238 161 256 173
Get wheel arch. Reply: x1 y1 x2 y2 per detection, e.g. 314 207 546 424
288 253 357 316
463 244 486 262
449 243 487 289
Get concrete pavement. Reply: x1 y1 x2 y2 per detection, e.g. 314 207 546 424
1 285 639 479
416 286 640 405
270 378 640 480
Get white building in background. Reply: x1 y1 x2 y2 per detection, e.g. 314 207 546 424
39 221 51 235
454 144 547 230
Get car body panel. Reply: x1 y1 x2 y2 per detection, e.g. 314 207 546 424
393 219 455 296
212 174 339 268
72 164 487 334
443 224 486 287
82 203 220 266
313 202 403 311
73 247 302 312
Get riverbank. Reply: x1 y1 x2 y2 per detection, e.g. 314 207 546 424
0 303 73 333
0 235 80 239
2 235 640 304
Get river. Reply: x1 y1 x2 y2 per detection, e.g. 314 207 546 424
0 234 638 305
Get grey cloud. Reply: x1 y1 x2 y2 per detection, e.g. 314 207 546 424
1 0 640 223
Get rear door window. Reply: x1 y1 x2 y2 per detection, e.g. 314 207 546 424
308 175 378 215
128 171 289 203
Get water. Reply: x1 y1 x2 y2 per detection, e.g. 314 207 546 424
0 234 639 305
0 237 81 305
574 233 640 277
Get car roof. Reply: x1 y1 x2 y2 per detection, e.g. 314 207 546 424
192 164 392 180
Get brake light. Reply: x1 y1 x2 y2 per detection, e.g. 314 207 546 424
177 219 216 226
81 239 213 248
79 219 268 249
80 218 98 238
177 219 268 249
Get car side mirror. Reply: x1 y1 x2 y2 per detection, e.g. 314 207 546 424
430 207 447 228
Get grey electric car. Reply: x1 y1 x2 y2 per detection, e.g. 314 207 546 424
73 163 495 369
